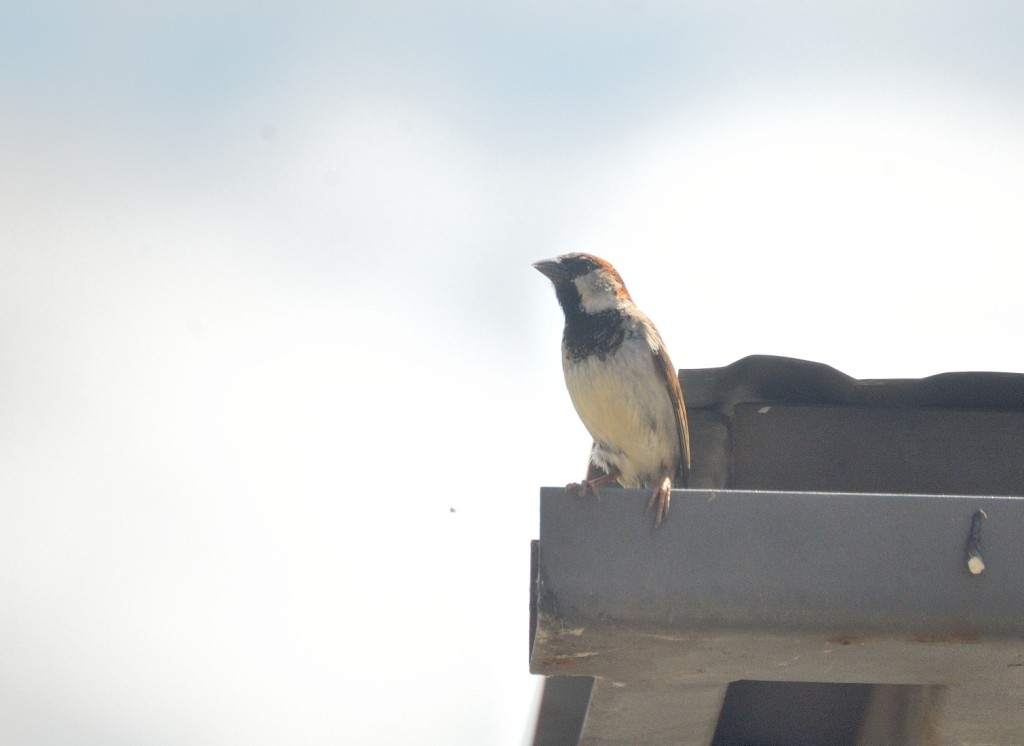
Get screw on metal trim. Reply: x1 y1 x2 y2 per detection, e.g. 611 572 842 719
967 509 987 575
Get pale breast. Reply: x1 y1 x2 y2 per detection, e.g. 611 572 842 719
562 331 681 487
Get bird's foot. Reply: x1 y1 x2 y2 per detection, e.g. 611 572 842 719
566 480 595 499
646 476 672 527
566 470 619 500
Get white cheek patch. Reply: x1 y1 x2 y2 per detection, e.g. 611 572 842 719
573 273 625 314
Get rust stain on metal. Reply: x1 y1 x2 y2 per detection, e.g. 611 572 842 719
826 636 863 646
542 654 577 667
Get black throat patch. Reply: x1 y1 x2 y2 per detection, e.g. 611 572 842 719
556 281 628 361
564 310 627 361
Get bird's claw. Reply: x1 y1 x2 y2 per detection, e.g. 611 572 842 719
646 476 672 527
566 480 600 500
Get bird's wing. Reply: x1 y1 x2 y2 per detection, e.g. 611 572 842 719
652 345 691 484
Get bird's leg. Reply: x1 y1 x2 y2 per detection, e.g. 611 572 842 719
646 473 672 527
567 468 620 500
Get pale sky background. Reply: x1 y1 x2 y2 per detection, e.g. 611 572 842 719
3 2 1024 744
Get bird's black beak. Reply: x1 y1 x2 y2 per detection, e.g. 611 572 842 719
533 258 570 283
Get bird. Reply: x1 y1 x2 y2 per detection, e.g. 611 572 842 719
534 253 690 527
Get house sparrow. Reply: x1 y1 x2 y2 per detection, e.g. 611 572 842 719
534 253 691 527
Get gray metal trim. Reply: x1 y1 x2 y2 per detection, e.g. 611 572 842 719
533 488 1024 636
530 488 1024 744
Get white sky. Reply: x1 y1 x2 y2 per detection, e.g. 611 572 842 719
2 2 1024 744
